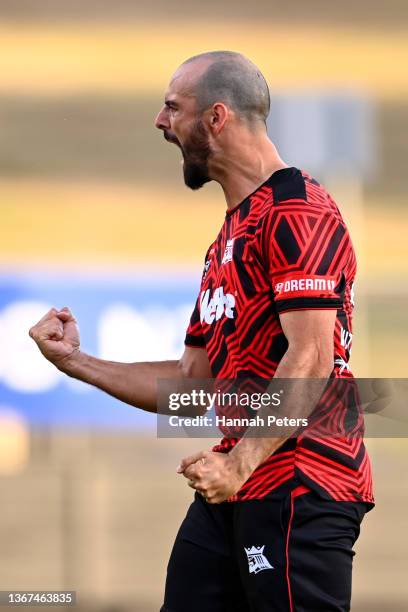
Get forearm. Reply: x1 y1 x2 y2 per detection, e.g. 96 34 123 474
57 351 181 414
229 346 332 478
29 307 211 414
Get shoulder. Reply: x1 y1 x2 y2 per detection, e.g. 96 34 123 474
259 168 345 224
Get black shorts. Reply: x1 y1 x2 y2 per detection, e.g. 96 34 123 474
161 485 367 612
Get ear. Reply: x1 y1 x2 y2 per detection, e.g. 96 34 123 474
207 102 229 136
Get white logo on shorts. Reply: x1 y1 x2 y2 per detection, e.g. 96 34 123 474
244 545 274 574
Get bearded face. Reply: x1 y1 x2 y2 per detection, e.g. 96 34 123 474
164 118 212 190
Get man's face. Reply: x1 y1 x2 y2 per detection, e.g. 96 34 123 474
155 68 212 190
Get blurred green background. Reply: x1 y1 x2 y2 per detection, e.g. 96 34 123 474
0 1 407 610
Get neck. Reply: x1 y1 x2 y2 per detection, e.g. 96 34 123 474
209 132 288 210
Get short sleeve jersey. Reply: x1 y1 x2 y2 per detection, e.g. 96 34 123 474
185 167 373 505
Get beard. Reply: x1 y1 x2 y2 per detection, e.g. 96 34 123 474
164 119 211 190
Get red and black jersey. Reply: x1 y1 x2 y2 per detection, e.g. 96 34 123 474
185 167 373 505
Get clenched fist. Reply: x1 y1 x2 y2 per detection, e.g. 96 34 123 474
29 307 80 368
177 450 252 504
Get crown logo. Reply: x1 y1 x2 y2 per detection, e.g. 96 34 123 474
244 544 274 574
244 545 265 555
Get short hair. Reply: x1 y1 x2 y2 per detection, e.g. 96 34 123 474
182 51 270 125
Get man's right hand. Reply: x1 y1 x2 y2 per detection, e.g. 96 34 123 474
29 306 80 369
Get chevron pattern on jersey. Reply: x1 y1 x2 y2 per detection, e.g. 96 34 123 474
185 167 373 505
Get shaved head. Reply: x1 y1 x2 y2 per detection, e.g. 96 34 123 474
181 51 270 125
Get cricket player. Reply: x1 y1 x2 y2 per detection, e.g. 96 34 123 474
29 51 373 611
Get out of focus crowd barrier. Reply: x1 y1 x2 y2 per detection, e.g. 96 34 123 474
0 272 196 428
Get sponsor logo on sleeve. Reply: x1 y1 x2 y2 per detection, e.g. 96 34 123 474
274 277 336 295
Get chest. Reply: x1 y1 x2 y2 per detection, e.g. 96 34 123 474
199 217 272 326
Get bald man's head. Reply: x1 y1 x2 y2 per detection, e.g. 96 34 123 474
181 51 270 126
155 51 271 190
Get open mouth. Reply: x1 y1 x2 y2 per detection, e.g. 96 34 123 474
163 131 181 147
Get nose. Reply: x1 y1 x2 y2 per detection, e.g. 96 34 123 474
155 106 170 130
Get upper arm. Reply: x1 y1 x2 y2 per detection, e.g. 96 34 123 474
264 208 350 316
262 206 352 369
279 309 336 369
178 346 212 379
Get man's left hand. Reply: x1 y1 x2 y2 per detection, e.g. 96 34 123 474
177 450 250 504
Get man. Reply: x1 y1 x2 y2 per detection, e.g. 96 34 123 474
29 51 373 611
